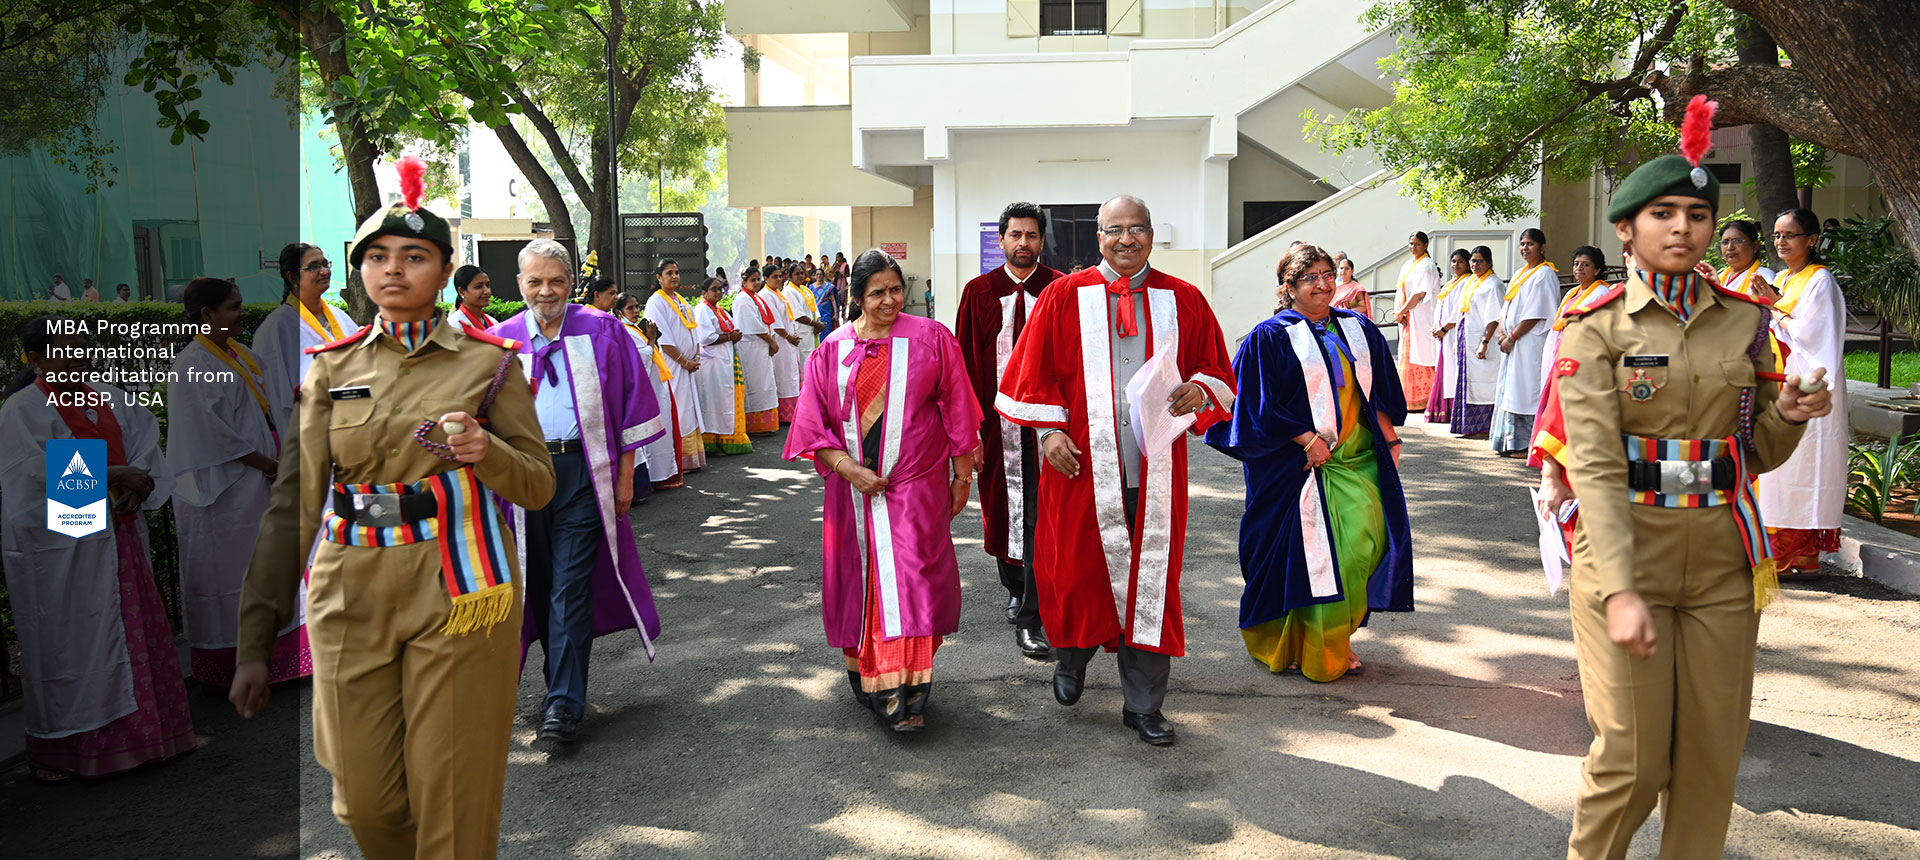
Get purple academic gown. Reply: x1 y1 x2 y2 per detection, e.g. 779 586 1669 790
783 314 982 649
493 305 668 661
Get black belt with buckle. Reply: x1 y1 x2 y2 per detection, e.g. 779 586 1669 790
1626 457 1736 494
546 438 583 455
337 491 439 528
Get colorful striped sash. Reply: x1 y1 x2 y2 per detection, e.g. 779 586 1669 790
323 466 517 635
1622 433 1778 611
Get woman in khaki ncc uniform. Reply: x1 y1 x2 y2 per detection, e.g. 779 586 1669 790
229 157 554 860
1542 99 1833 860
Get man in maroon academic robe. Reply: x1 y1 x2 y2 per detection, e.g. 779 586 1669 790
997 195 1236 746
956 201 1062 662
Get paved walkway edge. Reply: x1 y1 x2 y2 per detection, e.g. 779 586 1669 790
1829 513 1920 596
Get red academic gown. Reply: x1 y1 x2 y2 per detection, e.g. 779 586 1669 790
996 266 1236 656
956 264 1061 564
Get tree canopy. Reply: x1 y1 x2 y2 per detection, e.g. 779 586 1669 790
1311 0 1741 222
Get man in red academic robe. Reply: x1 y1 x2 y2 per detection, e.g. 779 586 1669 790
956 201 1062 662
996 195 1236 746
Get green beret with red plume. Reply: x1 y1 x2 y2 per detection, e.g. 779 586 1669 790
348 156 455 266
1606 95 1723 222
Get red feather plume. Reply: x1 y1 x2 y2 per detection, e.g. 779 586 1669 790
396 155 427 211
1679 94 1718 167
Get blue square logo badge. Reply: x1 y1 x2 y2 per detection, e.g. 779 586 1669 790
47 438 108 538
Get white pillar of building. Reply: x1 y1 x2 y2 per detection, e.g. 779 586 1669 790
930 160 960 328
747 208 765 263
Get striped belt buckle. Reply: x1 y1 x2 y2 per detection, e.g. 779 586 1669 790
1656 459 1716 495
351 492 405 528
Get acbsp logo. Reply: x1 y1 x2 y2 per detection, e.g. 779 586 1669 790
47 439 108 538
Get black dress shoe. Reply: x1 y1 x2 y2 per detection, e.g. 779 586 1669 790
537 708 579 746
1004 595 1022 625
1016 627 1053 662
1053 659 1086 706
1122 709 1177 745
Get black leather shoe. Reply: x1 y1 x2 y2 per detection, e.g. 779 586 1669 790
1122 710 1177 745
1053 659 1086 706
1016 627 1053 662
537 708 579 746
1004 595 1022 625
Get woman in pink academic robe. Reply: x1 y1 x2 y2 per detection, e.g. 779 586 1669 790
783 249 980 733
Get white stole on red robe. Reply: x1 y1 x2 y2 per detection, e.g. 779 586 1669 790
1074 283 1183 649
834 336 913 640
995 289 1027 561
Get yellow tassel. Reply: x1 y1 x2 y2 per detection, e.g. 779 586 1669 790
441 582 515 637
1752 557 1781 613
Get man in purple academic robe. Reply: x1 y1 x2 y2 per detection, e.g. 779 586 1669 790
495 240 667 747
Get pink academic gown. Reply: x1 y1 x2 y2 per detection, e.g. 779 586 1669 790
783 314 983 649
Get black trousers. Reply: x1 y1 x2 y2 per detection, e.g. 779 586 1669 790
995 427 1043 631
1051 478 1169 713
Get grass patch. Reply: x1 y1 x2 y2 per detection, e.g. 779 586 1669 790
1845 350 1920 389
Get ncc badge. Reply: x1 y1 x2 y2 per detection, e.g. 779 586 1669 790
46 438 108 538
1626 368 1661 403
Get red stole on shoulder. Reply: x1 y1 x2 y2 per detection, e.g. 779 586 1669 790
37 377 126 466
706 298 737 332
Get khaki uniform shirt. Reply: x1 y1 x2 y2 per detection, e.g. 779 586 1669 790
1557 271 1805 599
235 317 555 663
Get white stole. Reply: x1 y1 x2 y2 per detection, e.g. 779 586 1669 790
1282 316 1375 599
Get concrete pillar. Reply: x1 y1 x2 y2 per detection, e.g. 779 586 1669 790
747 207 765 263
741 36 760 107
930 163 959 327
803 214 821 261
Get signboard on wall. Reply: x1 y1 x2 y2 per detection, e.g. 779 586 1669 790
881 242 908 260
979 223 1003 274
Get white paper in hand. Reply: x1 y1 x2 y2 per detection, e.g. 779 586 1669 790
1126 343 1197 459
1530 487 1569 596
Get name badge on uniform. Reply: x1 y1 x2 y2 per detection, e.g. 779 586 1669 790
1623 355 1669 367
329 386 373 401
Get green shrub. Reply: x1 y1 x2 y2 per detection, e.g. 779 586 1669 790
1847 432 1920 524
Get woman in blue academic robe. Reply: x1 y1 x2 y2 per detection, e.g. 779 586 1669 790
1206 244 1415 682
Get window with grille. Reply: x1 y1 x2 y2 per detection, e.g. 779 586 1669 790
1040 0 1106 36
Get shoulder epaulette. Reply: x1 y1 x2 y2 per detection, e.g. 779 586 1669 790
1553 284 1625 330
303 325 373 355
1710 281 1774 308
462 327 522 351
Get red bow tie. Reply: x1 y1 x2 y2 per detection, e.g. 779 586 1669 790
1108 276 1139 338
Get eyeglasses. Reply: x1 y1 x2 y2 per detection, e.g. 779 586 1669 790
1099 225 1152 238
1771 231 1810 241
1719 238 1752 247
1284 272 1341 286
301 260 334 272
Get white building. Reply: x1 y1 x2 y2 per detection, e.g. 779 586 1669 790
723 0 1534 343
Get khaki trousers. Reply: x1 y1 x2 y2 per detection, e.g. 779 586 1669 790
308 539 522 860
1567 505 1763 860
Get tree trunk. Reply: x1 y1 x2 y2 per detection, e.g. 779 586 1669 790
1733 18 1797 226
297 4 379 324
1728 0 1920 264
486 120 577 247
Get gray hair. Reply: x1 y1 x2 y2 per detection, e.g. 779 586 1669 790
1097 195 1152 230
518 238 572 273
